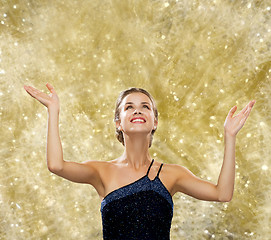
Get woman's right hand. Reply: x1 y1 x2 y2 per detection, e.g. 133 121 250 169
23 83 60 111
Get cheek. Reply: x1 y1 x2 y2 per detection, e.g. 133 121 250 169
119 112 129 125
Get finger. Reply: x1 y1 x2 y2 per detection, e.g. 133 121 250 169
24 87 40 98
24 87 36 98
24 86 36 96
25 85 41 94
244 100 256 115
240 102 250 114
243 106 255 123
25 86 46 101
46 83 56 94
244 103 255 117
250 100 256 108
227 105 237 118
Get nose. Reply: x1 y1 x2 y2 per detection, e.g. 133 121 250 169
133 108 142 114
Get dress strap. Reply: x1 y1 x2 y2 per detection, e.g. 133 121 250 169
156 163 163 178
146 159 154 176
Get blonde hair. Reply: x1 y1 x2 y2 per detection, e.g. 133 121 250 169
114 87 158 148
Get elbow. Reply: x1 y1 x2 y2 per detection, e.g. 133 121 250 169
218 195 233 202
216 186 233 202
48 164 63 173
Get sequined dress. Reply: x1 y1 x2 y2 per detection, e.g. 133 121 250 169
100 159 174 240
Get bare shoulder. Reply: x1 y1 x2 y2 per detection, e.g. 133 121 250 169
161 162 188 176
84 158 124 177
160 162 192 195
82 158 116 173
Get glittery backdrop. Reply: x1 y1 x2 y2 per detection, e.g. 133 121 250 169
1 0 271 239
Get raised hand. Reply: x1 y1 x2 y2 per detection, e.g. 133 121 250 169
224 100 256 137
23 83 60 111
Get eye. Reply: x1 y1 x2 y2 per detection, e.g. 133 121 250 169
125 105 150 110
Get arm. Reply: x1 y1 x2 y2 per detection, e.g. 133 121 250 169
172 100 256 202
173 132 236 202
46 107 63 171
46 99 101 185
24 83 101 186
216 132 236 201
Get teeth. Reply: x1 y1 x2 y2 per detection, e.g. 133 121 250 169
132 119 145 123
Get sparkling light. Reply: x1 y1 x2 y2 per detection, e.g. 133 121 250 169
1 0 270 239
262 165 268 171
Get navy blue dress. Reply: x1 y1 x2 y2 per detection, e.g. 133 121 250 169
100 159 174 240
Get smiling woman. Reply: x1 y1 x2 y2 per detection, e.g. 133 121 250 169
23 83 255 240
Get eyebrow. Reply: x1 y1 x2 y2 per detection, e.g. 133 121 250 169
125 102 151 105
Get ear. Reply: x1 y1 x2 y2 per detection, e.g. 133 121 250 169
116 120 121 130
154 119 158 130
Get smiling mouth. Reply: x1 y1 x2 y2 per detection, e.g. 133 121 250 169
131 119 146 123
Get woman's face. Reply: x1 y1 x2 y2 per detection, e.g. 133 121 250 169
117 92 157 135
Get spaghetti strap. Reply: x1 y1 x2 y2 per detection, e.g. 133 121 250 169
146 159 154 176
157 163 163 177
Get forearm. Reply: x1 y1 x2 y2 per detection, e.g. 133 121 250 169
46 108 64 171
216 131 236 201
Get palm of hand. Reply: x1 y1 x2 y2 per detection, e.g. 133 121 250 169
24 83 59 110
224 100 256 136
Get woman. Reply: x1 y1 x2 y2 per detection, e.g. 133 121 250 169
24 83 255 240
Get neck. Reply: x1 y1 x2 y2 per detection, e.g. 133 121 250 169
120 133 152 170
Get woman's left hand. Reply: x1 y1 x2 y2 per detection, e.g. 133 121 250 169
224 100 256 137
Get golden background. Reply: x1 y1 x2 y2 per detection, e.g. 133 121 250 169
1 0 271 239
